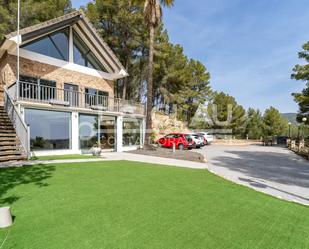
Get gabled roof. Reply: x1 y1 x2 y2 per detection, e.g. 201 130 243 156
2 10 127 76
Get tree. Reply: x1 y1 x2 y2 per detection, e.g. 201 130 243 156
0 0 72 40
180 60 211 123
262 107 288 137
84 0 212 127
139 0 174 146
291 41 309 124
152 30 211 123
245 108 263 139
84 0 146 100
207 92 246 136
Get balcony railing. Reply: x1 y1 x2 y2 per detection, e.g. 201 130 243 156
15 81 145 115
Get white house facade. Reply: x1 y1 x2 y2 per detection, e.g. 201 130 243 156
0 11 145 160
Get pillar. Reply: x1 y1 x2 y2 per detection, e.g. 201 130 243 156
116 115 123 152
71 112 79 153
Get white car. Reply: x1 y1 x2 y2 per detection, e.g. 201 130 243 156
197 132 214 145
187 133 204 148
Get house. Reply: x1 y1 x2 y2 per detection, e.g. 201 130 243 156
0 10 145 161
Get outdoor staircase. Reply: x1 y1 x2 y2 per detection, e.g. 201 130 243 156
0 106 27 163
0 85 3 106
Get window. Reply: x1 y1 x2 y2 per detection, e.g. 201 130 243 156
85 88 109 107
19 75 56 101
99 116 116 149
73 30 107 71
123 119 141 146
25 109 71 150
21 28 69 61
79 114 99 150
64 83 79 106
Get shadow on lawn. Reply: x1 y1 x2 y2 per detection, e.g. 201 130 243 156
0 164 55 205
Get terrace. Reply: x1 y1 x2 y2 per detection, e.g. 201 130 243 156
8 80 146 115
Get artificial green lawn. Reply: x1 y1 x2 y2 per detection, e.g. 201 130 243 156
0 161 309 249
30 154 98 161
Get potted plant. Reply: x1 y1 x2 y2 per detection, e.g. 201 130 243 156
90 142 102 156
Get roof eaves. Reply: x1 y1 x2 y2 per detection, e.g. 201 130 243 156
5 10 83 39
81 14 127 73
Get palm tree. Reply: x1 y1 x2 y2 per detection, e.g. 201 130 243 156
141 0 174 147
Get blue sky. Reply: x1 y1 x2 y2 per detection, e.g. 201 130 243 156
72 0 309 113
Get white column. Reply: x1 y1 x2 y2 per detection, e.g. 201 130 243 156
71 112 79 153
116 115 123 152
69 26 74 63
140 118 144 148
142 118 146 148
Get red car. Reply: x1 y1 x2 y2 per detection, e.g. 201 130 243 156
157 133 194 150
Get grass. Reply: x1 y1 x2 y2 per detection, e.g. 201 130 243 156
0 161 309 249
30 154 98 161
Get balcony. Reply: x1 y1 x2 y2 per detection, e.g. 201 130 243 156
10 81 146 115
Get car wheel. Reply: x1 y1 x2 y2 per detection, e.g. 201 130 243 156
178 144 184 150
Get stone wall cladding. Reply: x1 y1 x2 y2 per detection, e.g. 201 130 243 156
152 111 190 140
0 54 115 98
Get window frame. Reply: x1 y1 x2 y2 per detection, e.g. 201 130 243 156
25 108 72 151
21 27 70 61
73 30 107 72
19 25 112 74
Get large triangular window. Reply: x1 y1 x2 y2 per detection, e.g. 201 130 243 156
21 28 69 61
73 30 107 72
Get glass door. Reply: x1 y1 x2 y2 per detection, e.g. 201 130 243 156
99 116 116 150
64 83 79 106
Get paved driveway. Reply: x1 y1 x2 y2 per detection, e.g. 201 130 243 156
198 145 309 205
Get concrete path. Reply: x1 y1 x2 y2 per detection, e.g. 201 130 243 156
0 153 207 170
0 158 107 168
198 145 309 205
102 152 207 169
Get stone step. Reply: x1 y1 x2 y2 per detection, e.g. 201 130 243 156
0 145 20 151
0 140 18 146
0 133 16 137
0 129 16 133
0 155 26 162
0 122 12 126
0 137 17 141
0 119 12 123
0 126 14 130
0 150 22 156
0 120 13 123
0 117 10 121
0 117 11 121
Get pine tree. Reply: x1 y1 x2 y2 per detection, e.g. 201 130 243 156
0 0 72 40
207 92 246 136
291 41 309 124
262 107 288 137
245 108 263 139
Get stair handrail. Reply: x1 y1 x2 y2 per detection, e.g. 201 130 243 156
3 87 30 159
